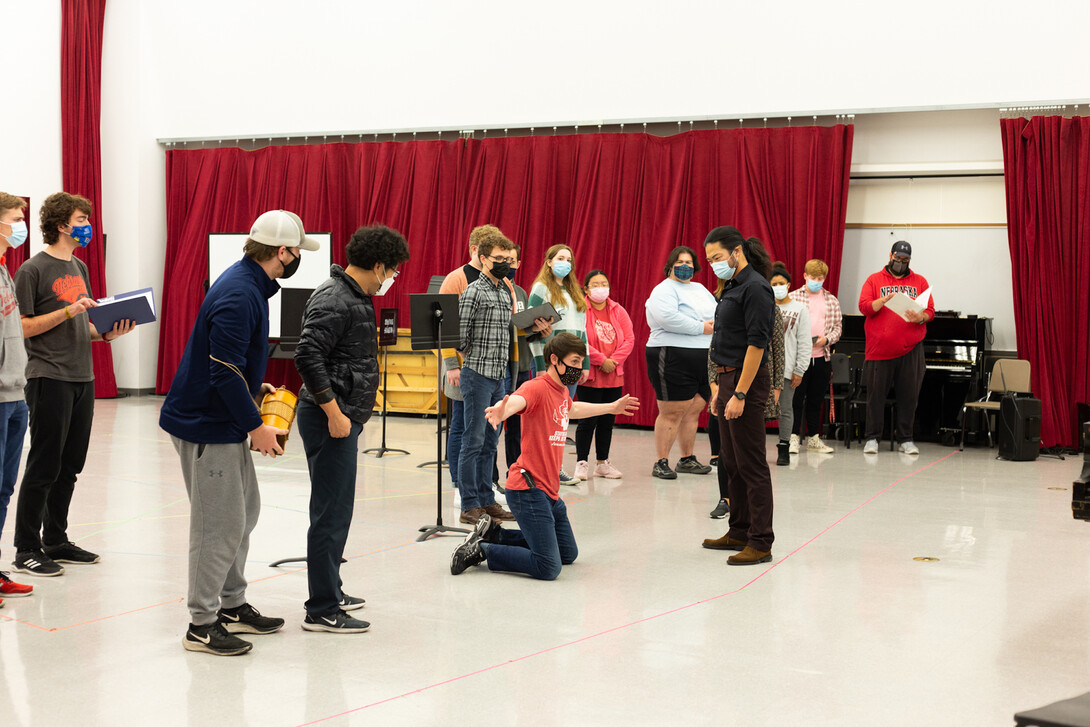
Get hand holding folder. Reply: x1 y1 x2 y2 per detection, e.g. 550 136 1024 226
87 287 157 334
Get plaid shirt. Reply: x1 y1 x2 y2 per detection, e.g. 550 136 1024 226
459 274 513 381
789 287 842 361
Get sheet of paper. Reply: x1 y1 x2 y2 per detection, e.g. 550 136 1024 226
884 287 931 323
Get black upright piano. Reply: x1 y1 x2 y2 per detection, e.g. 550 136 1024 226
834 315 993 444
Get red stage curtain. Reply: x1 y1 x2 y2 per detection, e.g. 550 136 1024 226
61 0 117 397
158 127 853 427
1000 116 1090 448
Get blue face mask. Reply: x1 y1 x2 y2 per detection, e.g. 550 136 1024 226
4 220 28 248
552 260 571 279
711 259 735 280
506 266 517 280
673 264 694 281
806 279 823 293
68 224 93 247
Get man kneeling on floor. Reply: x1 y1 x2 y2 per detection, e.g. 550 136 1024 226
450 333 638 579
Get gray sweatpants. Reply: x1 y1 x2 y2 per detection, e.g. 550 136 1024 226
171 437 261 625
779 379 798 442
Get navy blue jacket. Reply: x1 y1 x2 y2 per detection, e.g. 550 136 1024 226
160 256 280 443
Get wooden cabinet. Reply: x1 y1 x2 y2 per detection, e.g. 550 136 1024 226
374 328 445 415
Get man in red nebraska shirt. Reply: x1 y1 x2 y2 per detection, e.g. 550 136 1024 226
449 332 639 580
858 241 935 456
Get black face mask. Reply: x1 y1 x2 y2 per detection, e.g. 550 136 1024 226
888 259 909 277
554 362 581 386
491 261 511 280
280 249 301 279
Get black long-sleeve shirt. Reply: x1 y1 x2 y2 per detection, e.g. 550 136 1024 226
709 264 775 369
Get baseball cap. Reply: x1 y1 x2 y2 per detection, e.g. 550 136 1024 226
249 210 320 251
891 240 911 257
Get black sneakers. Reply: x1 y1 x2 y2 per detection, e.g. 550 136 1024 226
302 611 371 633
184 622 253 656
43 542 100 564
472 513 503 544
710 498 730 519
450 521 487 575
217 603 285 635
675 456 712 475
652 458 677 480
338 594 366 612
12 550 65 577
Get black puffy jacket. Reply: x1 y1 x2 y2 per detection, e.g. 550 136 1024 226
295 266 378 425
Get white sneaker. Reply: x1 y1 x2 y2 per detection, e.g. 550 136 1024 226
788 433 800 454
899 441 919 455
807 434 834 454
863 439 879 455
573 460 590 480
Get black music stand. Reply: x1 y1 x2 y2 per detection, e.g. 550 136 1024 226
411 292 468 541
364 308 410 458
417 275 450 470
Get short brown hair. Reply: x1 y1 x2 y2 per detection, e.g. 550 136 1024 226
543 331 585 365
477 233 515 259
243 238 280 262
0 193 27 216
40 192 92 246
468 224 502 253
804 259 829 278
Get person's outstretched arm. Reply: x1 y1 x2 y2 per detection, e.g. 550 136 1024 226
570 394 640 420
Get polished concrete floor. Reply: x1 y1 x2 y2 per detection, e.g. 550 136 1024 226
0 396 1086 726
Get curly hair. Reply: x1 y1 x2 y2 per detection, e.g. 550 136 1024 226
533 244 586 313
40 192 92 246
473 227 515 259
345 224 410 270
468 224 502 255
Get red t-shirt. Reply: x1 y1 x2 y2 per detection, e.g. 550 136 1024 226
504 373 571 501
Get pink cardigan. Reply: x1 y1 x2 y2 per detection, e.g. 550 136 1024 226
584 298 635 386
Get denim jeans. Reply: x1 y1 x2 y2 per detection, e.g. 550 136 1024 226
448 398 464 486
458 367 506 511
483 486 578 580
296 400 364 617
0 400 29 560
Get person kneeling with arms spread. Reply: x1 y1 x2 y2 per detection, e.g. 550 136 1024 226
450 332 638 579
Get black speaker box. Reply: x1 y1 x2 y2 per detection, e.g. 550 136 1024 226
998 395 1041 461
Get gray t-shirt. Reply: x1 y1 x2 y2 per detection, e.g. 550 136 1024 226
0 264 28 401
14 251 94 382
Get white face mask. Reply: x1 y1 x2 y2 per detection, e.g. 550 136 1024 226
376 266 396 296
771 284 789 300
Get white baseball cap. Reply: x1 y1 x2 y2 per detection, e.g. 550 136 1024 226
249 210 320 251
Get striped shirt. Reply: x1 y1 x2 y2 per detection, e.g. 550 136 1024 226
459 273 513 381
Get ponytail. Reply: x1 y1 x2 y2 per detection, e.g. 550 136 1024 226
741 237 771 280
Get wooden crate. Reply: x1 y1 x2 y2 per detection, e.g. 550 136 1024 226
374 329 446 415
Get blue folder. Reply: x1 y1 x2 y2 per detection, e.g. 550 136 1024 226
87 287 157 334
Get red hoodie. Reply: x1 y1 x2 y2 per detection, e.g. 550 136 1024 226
858 266 935 361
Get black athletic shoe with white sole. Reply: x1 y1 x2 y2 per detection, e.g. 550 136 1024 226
217 603 285 634
43 541 100 564
12 550 64 577
675 455 712 475
184 622 253 656
302 611 370 633
450 533 486 575
338 594 366 611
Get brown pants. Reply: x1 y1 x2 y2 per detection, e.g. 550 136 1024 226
717 365 775 552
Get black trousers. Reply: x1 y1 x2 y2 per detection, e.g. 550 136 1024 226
707 415 729 499
718 366 774 552
574 385 621 461
793 356 831 437
297 400 365 617
864 343 925 443
14 378 95 552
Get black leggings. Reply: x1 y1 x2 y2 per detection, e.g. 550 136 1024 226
574 385 621 461
793 356 831 437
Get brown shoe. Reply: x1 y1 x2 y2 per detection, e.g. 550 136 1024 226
702 533 747 551
459 507 486 524
726 546 772 565
483 504 516 522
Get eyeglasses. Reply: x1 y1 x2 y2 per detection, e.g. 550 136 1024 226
488 256 515 264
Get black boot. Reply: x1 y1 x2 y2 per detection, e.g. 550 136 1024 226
776 441 790 466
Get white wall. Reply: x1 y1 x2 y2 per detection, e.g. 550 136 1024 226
142 0 1090 139
11 2 1075 386
0 2 62 254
